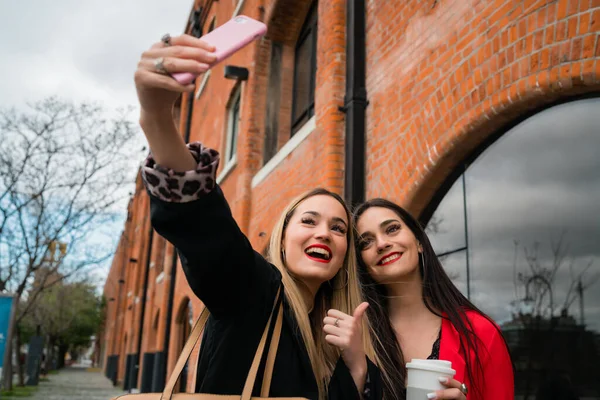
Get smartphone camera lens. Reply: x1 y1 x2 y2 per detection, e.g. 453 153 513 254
234 16 247 23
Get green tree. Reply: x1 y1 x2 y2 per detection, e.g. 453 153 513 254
20 279 103 371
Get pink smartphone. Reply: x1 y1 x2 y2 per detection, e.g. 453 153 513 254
172 15 267 85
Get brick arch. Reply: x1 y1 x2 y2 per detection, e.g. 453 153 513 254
410 83 600 218
120 332 129 383
264 0 315 44
174 297 193 357
150 309 160 351
175 296 192 325
365 0 600 214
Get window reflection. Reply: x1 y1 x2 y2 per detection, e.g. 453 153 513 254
426 98 600 399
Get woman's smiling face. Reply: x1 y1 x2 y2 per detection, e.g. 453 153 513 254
282 195 349 287
356 206 422 284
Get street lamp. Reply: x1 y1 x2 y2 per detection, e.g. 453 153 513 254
523 274 554 318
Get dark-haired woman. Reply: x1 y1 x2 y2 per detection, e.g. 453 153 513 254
351 198 514 400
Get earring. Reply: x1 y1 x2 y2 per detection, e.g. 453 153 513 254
281 248 286 262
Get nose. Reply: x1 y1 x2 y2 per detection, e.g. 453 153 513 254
376 235 392 253
314 223 332 242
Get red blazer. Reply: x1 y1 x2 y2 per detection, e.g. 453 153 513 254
439 311 514 400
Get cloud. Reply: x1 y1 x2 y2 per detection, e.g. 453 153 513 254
0 0 193 108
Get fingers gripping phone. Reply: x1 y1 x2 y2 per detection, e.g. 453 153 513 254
172 15 267 85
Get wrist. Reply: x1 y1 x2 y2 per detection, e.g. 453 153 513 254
140 108 176 130
349 358 368 394
349 357 367 379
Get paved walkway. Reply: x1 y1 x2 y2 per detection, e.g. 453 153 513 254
5 366 127 400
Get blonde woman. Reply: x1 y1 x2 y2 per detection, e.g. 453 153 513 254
134 34 376 399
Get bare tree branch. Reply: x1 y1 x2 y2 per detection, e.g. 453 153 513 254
0 97 143 307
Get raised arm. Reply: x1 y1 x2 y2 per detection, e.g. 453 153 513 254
145 169 277 318
134 34 279 318
134 34 216 172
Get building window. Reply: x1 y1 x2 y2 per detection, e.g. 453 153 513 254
195 70 211 100
263 42 284 164
291 2 317 135
424 98 600 398
233 0 245 17
225 87 241 164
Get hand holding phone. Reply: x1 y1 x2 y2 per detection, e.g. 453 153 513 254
172 15 267 85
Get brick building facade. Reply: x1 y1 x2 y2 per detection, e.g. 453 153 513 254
102 0 600 397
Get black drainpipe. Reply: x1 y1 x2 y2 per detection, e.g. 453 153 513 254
157 84 196 390
110 235 128 386
340 0 368 208
129 222 154 391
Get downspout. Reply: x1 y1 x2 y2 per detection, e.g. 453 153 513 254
340 0 368 207
130 222 154 390
110 237 127 386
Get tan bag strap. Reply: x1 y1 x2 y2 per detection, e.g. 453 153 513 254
189 310 205 392
160 306 210 399
161 287 283 400
260 304 283 397
241 289 284 400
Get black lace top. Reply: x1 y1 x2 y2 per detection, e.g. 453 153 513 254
364 329 442 399
427 330 442 360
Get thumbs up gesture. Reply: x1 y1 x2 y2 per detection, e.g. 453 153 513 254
323 302 370 388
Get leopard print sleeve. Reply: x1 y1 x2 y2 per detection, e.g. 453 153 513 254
141 142 220 203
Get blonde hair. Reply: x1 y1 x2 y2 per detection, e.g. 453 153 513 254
267 188 366 400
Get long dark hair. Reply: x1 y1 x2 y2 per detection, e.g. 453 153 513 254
354 198 511 399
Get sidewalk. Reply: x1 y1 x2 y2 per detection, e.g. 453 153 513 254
4 366 127 400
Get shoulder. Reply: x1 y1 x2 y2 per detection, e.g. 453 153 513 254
463 310 499 337
444 310 502 349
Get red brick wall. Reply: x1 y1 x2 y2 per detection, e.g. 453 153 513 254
102 0 599 389
365 0 600 214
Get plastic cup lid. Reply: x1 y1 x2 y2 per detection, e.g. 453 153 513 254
406 359 456 375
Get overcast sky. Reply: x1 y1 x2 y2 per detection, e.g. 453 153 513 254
0 0 195 286
0 0 193 108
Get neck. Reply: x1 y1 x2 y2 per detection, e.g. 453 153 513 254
385 272 433 323
298 279 320 314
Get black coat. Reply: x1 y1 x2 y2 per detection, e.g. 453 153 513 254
149 187 381 399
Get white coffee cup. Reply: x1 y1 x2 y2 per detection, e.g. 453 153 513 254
406 359 456 400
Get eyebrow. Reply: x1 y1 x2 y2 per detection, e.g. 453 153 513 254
302 211 348 227
380 219 400 228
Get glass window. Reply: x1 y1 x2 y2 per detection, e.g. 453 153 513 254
291 2 317 134
225 88 241 164
426 98 600 398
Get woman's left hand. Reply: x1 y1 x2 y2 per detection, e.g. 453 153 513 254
323 302 370 389
428 377 468 399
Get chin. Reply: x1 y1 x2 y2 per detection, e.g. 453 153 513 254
369 265 417 283
295 265 338 284
300 270 337 283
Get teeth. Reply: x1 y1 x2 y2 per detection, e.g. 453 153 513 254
306 247 331 259
380 253 400 264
